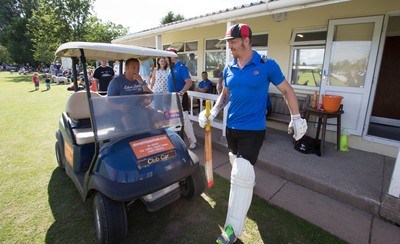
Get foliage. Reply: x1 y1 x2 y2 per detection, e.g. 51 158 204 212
83 16 128 43
0 0 38 65
0 0 128 66
160 11 185 25
0 45 14 64
28 0 128 64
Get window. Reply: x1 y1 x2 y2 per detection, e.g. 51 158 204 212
164 41 198 76
289 29 327 87
205 39 226 78
204 34 269 78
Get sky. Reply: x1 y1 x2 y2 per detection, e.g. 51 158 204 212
93 0 258 34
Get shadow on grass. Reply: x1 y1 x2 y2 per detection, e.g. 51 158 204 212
46 167 225 243
46 167 96 243
4 73 34 83
46 165 343 243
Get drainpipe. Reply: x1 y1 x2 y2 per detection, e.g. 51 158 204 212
113 0 350 43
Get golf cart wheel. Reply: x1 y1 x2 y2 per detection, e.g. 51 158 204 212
93 192 128 244
55 141 65 169
180 168 206 199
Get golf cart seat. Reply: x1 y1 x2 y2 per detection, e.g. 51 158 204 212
66 91 101 145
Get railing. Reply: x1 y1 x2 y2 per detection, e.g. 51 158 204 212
186 91 229 137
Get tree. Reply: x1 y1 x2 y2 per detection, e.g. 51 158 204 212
0 45 14 64
28 0 128 64
0 0 38 65
160 11 184 25
83 16 128 43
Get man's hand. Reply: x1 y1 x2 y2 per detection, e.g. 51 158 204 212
199 107 219 128
288 114 307 141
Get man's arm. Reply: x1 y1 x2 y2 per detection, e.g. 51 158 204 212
180 78 193 93
276 80 307 140
149 70 156 89
197 86 229 128
276 80 300 115
196 84 209 93
213 86 230 111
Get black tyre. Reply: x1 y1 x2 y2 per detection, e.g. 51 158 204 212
55 141 65 169
93 192 128 244
180 168 206 199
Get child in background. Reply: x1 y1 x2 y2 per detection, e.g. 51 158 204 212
44 73 51 90
32 72 40 90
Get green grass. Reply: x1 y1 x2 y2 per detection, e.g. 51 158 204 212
297 71 321 87
0 72 345 243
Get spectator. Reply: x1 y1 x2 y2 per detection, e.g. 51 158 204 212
166 48 197 150
44 73 51 90
186 53 197 77
54 61 61 76
196 71 213 93
213 63 223 78
150 57 169 94
93 60 115 96
139 58 154 84
214 63 224 94
113 61 120 76
32 72 40 90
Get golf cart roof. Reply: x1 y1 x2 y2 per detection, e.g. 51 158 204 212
55 42 177 61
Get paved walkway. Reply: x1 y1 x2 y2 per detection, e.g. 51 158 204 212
190 125 400 244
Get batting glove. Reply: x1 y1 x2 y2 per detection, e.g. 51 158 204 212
198 107 219 128
288 114 308 141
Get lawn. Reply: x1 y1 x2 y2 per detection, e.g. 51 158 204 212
0 72 345 243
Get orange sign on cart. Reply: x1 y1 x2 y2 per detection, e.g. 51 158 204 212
129 134 175 159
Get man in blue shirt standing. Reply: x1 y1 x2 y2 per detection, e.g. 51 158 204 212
166 48 197 150
199 24 307 243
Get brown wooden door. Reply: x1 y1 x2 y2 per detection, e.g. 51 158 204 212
372 36 400 120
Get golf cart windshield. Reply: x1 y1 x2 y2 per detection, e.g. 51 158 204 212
91 93 182 141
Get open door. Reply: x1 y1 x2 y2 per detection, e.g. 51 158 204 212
367 15 400 142
320 16 383 136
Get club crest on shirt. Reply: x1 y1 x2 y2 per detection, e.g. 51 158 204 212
253 70 259 76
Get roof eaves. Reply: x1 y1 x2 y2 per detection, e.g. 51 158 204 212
112 1 266 43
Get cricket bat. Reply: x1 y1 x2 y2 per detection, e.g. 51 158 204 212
204 100 214 188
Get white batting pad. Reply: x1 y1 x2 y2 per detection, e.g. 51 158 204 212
228 152 237 165
225 157 255 237
183 111 196 144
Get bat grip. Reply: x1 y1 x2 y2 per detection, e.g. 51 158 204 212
205 100 211 130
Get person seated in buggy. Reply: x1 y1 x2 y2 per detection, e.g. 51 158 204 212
107 58 161 131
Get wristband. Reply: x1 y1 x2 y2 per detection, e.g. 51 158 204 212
291 114 301 120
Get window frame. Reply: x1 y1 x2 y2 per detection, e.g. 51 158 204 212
289 28 327 91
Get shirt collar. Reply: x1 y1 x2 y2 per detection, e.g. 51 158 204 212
231 50 261 69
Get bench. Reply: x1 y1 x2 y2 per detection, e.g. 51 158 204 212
266 93 312 124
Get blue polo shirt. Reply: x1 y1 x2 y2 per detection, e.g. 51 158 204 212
168 61 190 92
198 79 212 93
224 51 285 130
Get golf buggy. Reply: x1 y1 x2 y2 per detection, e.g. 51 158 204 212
54 42 206 243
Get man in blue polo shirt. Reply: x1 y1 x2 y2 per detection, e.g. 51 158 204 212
166 48 197 150
199 24 307 243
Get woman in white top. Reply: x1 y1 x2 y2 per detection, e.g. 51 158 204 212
150 57 169 93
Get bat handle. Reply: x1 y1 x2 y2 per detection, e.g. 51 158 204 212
205 100 210 130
